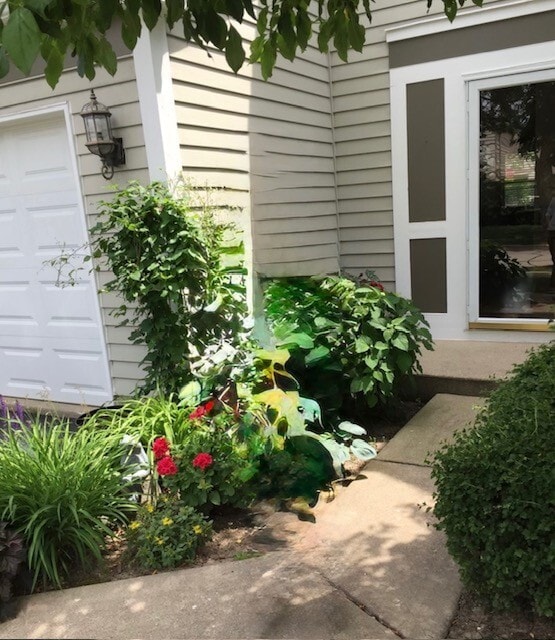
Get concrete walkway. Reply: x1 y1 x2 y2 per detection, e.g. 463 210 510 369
0 394 484 640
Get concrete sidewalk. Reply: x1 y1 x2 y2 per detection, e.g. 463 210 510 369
0 394 483 640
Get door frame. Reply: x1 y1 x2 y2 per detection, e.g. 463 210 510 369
466 65 555 329
0 103 113 403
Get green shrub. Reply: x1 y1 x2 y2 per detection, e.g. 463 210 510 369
264 275 433 417
0 417 135 588
431 342 555 617
153 410 257 511
127 498 211 570
91 181 247 394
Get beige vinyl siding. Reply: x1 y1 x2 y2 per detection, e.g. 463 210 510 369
0 58 149 398
167 22 340 277
330 0 506 288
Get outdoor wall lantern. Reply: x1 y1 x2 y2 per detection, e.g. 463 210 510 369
79 90 125 180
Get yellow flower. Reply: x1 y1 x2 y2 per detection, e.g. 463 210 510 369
161 517 174 526
129 521 141 530
155 537 164 546
193 525 203 535
145 503 155 513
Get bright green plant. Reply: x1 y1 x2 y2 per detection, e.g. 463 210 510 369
82 395 195 445
264 275 433 417
90 181 247 395
431 342 555 617
127 497 211 570
153 410 258 511
0 417 135 588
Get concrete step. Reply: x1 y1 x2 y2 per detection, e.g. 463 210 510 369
414 339 540 399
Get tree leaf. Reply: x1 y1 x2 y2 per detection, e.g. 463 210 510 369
96 37 117 76
141 0 162 30
0 47 9 79
225 25 245 73
43 40 64 88
3 7 41 75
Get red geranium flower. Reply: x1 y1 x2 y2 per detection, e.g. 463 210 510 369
152 436 170 460
189 405 206 420
369 280 384 292
192 452 213 470
156 456 178 476
189 399 215 420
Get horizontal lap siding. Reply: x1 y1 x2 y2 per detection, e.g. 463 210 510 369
0 58 149 398
168 23 339 278
331 0 506 287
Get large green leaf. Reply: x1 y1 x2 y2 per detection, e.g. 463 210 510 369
3 8 41 75
225 25 245 73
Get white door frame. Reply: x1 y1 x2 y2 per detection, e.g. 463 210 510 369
390 40 555 341
467 65 555 327
0 103 114 402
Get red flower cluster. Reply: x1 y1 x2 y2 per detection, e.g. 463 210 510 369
189 399 215 420
192 452 214 471
369 280 384 292
156 456 178 476
152 437 170 460
152 436 178 476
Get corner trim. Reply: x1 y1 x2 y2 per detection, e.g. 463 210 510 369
133 21 182 181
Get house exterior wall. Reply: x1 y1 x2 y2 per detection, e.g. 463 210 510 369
0 57 149 399
167 21 340 278
330 0 509 288
388 2 555 340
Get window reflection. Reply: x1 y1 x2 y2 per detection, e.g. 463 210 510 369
479 81 555 319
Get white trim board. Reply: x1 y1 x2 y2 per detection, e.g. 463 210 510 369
133 21 182 182
386 0 555 43
390 41 555 341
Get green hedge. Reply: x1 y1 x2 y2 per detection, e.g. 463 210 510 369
431 342 555 617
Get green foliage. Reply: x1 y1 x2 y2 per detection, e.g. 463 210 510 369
0 417 135 588
430 342 555 617
264 275 433 417
0 1 484 87
479 240 527 306
90 181 247 395
155 413 258 511
82 395 196 445
127 498 211 570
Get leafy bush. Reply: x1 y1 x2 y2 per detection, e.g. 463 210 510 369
0 417 135 587
479 240 527 307
264 275 433 417
152 409 257 511
431 342 555 617
127 498 211 570
90 181 247 394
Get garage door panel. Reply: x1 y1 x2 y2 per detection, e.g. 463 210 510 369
0 335 112 405
0 111 112 405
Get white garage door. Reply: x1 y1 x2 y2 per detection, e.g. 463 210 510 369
0 110 113 405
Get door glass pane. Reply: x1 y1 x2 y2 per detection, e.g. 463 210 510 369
479 80 555 319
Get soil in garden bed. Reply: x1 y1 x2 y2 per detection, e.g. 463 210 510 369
448 590 555 640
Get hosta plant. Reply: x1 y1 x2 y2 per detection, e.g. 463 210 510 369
264 275 433 419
